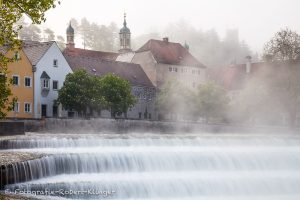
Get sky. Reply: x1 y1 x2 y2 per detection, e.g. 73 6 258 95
41 0 300 53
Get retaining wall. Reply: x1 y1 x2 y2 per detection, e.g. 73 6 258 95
0 122 25 136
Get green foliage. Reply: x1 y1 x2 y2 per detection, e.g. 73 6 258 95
100 74 136 118
263 28 300 62
0 65 17 119
0 0 59 119
195 82 229 123
0 0 59 47
156 79 194 119
58 69 94 114
58 70 136 118
157 80 228 122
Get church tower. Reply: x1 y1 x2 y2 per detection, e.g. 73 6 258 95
66 21 75 49
119 13 132 53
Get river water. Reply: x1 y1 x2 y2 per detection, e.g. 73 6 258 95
1 133 300 200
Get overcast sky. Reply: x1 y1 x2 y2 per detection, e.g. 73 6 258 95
42 0 300 53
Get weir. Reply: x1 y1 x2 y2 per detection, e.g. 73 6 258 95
1 134 300 199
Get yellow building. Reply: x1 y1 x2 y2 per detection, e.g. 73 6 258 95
4 48 34 118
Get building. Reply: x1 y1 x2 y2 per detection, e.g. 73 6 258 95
117 38 207 90
63 22 156 120
26 41 73 118
1 46 34 118
1 41 72 119
207 57 265 102
208 58 300 126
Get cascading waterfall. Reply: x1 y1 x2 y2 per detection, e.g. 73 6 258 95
1 134 300 200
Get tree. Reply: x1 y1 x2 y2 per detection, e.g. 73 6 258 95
57 69 94 116
56 35 65 50
195 82 229 123
58 71 135 118
74 18 119 51
43 28 55 41
0 0 59 119
100 74 136 118
156 79 194 120
19 24 42 41
263 28 300 61
0 66 17 118
263 28 300 126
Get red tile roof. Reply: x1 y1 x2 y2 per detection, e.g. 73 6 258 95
136 39 206 68
208 62 266 90
63 47 119 61
63 54 154 88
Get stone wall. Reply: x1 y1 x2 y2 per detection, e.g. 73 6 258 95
0 122 25 136
42 118 299 134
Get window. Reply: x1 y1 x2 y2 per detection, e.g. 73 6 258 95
192 82 196 88
53 59 58 67
149 113 152 119
14 51 20 61
192 70 195 74
181 68 184 73
169 67 178 72
42 79 50 89
24 103 31 113
13 102 19 112
139 112 142 119
12 75 19 85
198 70 201 75
53 80 58 90
25 77 31 87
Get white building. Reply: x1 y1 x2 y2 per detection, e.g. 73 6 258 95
22 41 72 118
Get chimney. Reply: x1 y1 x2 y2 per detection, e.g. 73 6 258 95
245 55 252 74
163 37 169 42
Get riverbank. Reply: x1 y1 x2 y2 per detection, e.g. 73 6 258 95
0 152 44 166
2 118 300 135
0 193 35 200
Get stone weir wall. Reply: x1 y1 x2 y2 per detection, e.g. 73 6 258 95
0 152 44 190
43 118 298 134
0 122 25 136
1 118 299 134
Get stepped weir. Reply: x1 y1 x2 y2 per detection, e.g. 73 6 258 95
1 133 300 199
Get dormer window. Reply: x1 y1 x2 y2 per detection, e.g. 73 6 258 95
53 59 58 67
40 71 51 90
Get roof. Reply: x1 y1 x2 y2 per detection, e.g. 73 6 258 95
208 62 266 90
136 39 206 68
63 54 154 88
0 41 54 66
22 41 54 66
63 47 119 61
40 71 50 79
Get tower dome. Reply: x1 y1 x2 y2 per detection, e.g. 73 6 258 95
120 19 131 34
119 13 132 53
66 21 75 48
66 22 74 34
